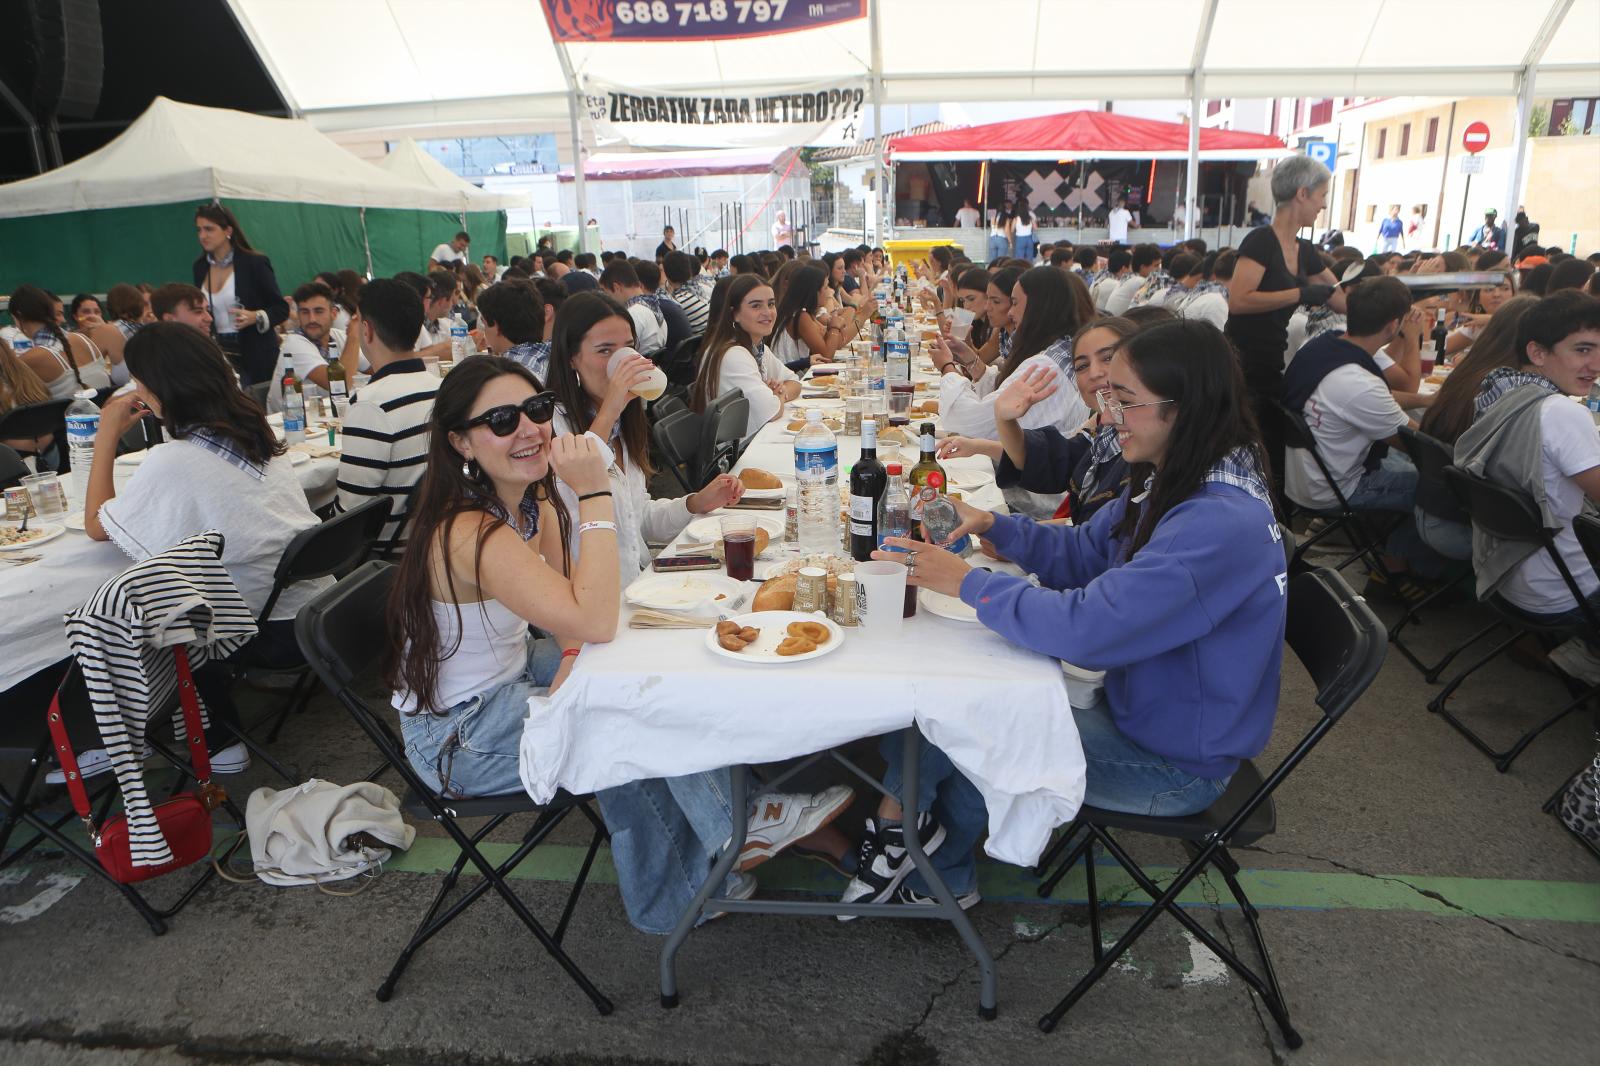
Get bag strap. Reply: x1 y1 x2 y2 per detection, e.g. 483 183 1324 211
172 647 213 784
45 679 95 830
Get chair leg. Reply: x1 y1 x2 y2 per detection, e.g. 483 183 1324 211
1211 847 1294 1038
1431 631 1595 769
264 670 315 742
1036 821 1090 898
554 809 607 945
1389 571 1479 677
1427 629 1525 714
1424 620 1506 685
1083 839 1103 965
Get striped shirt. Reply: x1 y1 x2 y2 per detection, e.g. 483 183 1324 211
337 358 439 550
671 284 710 335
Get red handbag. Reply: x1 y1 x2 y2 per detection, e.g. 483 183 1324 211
46 648 226 884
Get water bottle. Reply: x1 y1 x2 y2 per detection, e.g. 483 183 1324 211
283 376 307 444
64 388 100 500
877 465 911 551
1588 383 1600 416
449 313 471 362
886 326 910 382
867 344 888 414
794 409 840 553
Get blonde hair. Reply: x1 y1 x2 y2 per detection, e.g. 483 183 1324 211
0 338 50 412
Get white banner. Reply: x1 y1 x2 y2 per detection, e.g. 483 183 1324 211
581 76 867 149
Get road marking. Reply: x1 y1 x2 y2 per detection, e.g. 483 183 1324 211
0 872 83 924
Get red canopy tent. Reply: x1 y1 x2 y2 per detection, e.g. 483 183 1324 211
888 110 1290 162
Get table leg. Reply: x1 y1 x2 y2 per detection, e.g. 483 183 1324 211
659 761 748 1009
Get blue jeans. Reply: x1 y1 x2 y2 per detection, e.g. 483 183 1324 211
1073 701 1230 816
1414 506 1473 561
880 732 988 896
1346 451 1434 570
987 234 1009 262
1014 234 1037 262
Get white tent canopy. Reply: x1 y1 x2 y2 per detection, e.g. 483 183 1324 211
376 138 526 211
0 96 473 219
227 0 1600 132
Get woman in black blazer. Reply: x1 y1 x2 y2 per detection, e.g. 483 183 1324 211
191 203 288 386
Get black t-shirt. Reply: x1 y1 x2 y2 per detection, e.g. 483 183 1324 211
1224 227 1324 364
655 241 675 260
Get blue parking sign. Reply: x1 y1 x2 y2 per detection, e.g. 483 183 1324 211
1306 140 1337 170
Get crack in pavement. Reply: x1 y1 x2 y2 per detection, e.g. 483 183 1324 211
1198 871 1285 1066
1239 844 1600 970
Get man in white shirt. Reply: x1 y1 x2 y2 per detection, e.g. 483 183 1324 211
1107 199 1135 244
954 199 981 228
1092 250 1131 312
1105 244 1161 315
430 231 470 269
268 281 370 412
600 259 667 356
150 283 213 334
413 270 457 357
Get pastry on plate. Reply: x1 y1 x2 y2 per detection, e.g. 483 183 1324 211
738 468 783 490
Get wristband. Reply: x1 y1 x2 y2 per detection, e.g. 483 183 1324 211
577 521 618 536
561 648 581 659
578 490 612 501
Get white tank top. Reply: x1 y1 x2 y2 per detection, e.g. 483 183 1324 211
208 271 240 336
1014 217 1033 237
393 597 529 714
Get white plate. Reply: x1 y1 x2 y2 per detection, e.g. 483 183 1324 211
919 586 979 623
625 571 746 612
684 514 785 543
0 523 65 551
809 363 849 375
63 511 86 531
287 450 311 466
704 610 845 664
946 468 991 491
739 485 787 501
792 397 846 411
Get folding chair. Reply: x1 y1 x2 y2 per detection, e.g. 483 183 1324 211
1274 400 1394 578
1427 467 1600 770
1034 569 1386 1048
0 443 28 489
0 398 72 468
294 562 613 1014
651 407 704 494
693 389 751 486
659 333 703 390
116 416 164 456
233 496 393 765
1390 427 1495 680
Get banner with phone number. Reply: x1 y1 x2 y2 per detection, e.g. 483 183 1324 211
542 0 866 43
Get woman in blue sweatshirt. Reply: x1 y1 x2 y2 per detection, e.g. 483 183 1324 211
839 319 1288 913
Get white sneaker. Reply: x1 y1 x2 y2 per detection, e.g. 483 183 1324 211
1547 638 1600 686
45 747 114 785
736 785 855 873
209 742 252 775
704 872 758 923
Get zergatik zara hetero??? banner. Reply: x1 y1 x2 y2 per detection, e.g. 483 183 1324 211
582 76 867 149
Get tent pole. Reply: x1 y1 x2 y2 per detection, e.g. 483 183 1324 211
554 42 589 254
360 207 373 278
1501 65 1535 255
868 0 886 244
1185 74 1202 241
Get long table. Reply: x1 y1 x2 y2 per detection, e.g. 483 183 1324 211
520 363 1087 1017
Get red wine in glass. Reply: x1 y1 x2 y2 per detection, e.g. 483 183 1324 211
723 532 756 581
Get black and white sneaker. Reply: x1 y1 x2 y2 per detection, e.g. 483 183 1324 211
836 813 946 921
893 883 981 911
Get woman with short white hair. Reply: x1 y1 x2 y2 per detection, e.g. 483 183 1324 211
1225 155 1346 496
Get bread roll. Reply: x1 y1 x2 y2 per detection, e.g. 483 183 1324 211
753 573 797 611
739 468 783 490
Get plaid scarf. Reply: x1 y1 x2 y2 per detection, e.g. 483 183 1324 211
1204 446 1274 509
1131 270 1173 307
998 329 1013 363
181 427 268 482
1079 423 1123 501
627 293 666 333
1474 367 1562 420
1170 280 1229 313
477 485 542 542
504 340 551 380
1303 305 1346 342
1039 336 1074 375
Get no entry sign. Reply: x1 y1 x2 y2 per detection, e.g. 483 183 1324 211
1462 122 1491 154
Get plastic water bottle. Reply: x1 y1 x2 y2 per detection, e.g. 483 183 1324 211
64 388 100 500
867 345 888 414
449 313 471 362
794 409 840 552
886 326 910 382
282 376 307 444
877 464 911 551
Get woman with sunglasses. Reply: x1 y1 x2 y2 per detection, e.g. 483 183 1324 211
838 321 1287 912
545 292 743 583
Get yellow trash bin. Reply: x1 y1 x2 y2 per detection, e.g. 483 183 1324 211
883 238 960 273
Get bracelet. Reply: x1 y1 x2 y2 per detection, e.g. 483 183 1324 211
561 648 581 659
577 521 618 536
577 490 612 501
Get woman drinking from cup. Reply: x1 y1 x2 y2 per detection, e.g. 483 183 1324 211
690 274 799 439
544 292 742 582
839 320 1287 912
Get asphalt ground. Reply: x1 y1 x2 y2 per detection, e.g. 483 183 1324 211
3 571 1598 1066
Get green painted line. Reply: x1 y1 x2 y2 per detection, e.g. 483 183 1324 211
378 838 1600 925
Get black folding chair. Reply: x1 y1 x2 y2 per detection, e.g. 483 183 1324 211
0 443 28 489
232 497 394 769
693 389 751 486
651 407 704 494
1390 427 1494 680
294 562 613 1014
1034 569 1386 1048
0 399 72 467
116 416 164 456
1427 467 1600 770
659 333 703 389
1275 400 1394 578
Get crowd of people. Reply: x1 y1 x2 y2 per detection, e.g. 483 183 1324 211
4 173 1600 932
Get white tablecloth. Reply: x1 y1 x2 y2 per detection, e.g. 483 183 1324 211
0 446 339 691
520 364 1086 868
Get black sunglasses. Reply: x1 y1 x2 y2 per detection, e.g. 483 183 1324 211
463 393 557 437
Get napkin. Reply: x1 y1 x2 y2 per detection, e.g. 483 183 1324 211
628 608 717 630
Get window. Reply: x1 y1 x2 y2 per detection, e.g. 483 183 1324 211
1309 98 1334 126
1376 128 1388 159
1399 122 1411 155
1425 117 1440 152
1206 99 1222 117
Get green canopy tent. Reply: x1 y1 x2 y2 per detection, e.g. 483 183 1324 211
373 138 523 277
0 97 506 296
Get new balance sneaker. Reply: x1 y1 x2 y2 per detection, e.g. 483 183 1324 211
705 872 758 923
836 813 946 921
1548 637 1600 686
736 785 854 872
893 883 981 911
209 742 252 775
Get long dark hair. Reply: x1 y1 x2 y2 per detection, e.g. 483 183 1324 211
545 291 651 475
773 264 827 346
1000 267 1086 384
690 275 772 413
1419 295 1538 445
8 284 85 391
124 323 282 463
1112 320 1272 558
957 267 994 348
384 357 572 714
195 202 258 254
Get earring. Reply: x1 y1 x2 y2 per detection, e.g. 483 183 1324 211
461 458 473 478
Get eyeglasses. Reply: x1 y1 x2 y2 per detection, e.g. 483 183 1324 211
463 393 557 437
1097 389 1175 426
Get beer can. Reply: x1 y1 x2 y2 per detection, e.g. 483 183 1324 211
830 573 859 626
793 566 828 614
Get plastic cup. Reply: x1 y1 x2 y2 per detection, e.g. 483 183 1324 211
855 560 908 639
889 383 915 415
947 306 975 342
421 355 441 378
720 514 758 581
21 471 67 518
606 346 667 401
